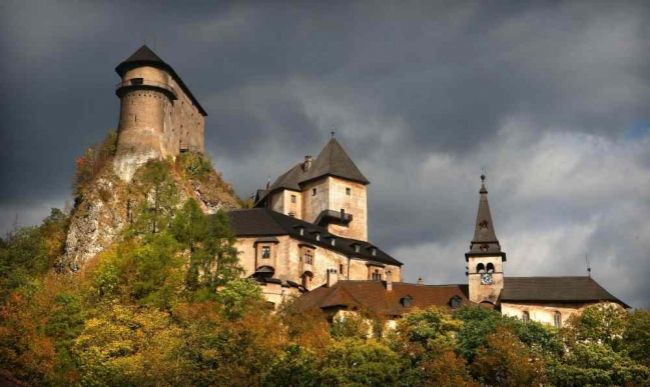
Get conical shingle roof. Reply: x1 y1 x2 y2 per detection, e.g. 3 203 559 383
466 176 505 260
114 45 207 116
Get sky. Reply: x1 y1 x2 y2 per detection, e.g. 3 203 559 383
1 1 649 307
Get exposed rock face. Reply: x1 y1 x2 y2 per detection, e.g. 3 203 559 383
62 156 240 270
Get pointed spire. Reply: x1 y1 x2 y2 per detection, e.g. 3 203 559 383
466 174 506 261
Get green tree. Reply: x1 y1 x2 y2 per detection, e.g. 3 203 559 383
563 303 629 352
171 200 242 296
549 341 650 386
132 160 180 235
625 309 650 366
454 306 505 361
319 338 402 386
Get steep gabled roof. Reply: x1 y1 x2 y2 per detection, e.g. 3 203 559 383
227 208 402 266
115 45 207 116
501 276 628 307
293 280 471 316
302 138 370 185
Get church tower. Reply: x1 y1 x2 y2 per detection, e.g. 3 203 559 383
113 45 207 181
466 175 506 304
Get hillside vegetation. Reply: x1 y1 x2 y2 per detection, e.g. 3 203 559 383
0 134 649 386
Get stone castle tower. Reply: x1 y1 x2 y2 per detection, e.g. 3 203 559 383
113 45 207 181
465 175 506 304
255 138 370 241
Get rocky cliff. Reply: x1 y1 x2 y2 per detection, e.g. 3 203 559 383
62 135 239 270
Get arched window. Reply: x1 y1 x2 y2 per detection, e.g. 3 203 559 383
400 296 413 307
450 295 462 309
522 311 530 323
486 263 495 273
554 311 562 328
476 263 485 273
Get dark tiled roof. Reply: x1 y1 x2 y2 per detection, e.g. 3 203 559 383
227 208 402 266
466 178 505 260
501 276 627 306
259 139 370 203
293 280 470 316
303 138 370 185
115 45 207 116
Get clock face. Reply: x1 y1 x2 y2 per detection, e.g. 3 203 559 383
480 273 493 285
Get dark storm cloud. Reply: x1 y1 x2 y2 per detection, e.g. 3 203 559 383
1 1 649 306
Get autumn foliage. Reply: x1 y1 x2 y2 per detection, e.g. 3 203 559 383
1 162 649 385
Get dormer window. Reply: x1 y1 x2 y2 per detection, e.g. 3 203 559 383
314 233 320 241
449 295 462 309
353 244 360 253
298 227 304 236
371 247 377 256
330 238 336 246
400 296 413 307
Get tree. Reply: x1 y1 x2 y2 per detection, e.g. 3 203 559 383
471 325 547 386
563 303 629 352
132 160 180 235
453 306 505 361
625 309 650 366
319 338 402 386
390 307 475 386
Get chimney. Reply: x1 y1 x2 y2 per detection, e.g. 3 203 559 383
417 277 424 285
327 268 339 287
386 270 393 292
303 155 313 171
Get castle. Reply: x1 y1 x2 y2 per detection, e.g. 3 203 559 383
111 46 626 326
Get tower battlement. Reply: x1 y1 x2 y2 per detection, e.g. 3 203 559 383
113 45 207 181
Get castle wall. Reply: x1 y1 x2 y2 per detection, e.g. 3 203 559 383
301 178 330 224
326 177 368 241
500 301 623 327
233 235 401 293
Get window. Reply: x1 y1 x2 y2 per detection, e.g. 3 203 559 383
261 246 271 259
554 311 562 328
450 296 462 309
371 248 377 256
291 194 296 203
401 296 413 307
477 263 485 273
522 311 530 323
486 263 495 273
346 187 351 195
304 250 314 265
353 244 360 253
312 188 317 196
330 238 336 246
371 269 381 281
298 227 304 236
339 263 344 275
314 233 320 241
